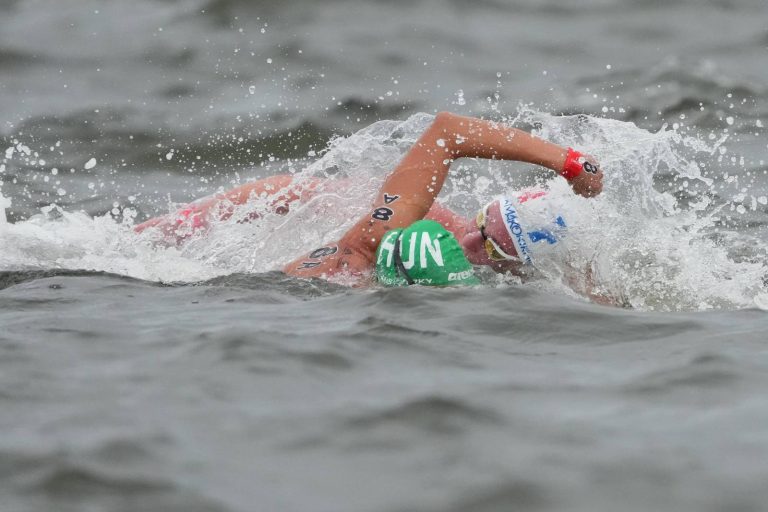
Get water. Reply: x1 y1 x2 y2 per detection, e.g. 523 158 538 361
2 0 768 511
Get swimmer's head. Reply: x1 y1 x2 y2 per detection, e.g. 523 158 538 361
375 219 480 286
461 191 568 267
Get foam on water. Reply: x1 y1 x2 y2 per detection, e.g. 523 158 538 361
1 111 767 310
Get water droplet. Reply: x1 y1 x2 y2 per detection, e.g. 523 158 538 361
454 89 466 106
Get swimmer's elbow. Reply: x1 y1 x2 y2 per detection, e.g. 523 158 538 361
431 111 463 153
433 111 458 130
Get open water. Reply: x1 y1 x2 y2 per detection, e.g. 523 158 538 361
1 1 768 511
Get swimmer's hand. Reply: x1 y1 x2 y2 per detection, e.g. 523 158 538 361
569 156 603 198
561 149 603 198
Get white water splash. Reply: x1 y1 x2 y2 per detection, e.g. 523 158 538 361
0 207 219 282
1 111 766 311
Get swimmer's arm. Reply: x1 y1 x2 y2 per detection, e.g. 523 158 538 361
433 113 603 198
212 174 298 207
134 175 325 235
191 174 328 216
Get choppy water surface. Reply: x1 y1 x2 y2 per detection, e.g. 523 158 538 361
1 0 768 511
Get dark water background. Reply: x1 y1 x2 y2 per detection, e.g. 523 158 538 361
2 0 768 511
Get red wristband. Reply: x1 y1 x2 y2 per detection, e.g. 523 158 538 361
561 148 585 181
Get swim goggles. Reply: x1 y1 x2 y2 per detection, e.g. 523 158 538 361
475 202 518 262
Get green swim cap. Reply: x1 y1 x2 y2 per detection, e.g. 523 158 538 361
375 219 480 286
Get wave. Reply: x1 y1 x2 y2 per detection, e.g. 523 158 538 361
569 58 767 129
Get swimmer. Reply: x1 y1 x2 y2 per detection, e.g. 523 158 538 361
136 112 603 286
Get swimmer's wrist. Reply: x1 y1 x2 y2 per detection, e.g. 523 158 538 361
560 148 585 181
560 148 600 181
